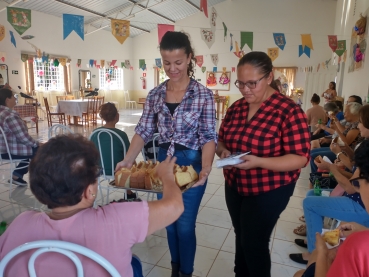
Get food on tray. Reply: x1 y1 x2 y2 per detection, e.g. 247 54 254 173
315 155 322 163
323 229 340 246
114 161 198 191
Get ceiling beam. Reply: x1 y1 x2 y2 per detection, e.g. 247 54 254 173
53 0 107 17
127 0 175 23
182 0 201 11
0 0 24 13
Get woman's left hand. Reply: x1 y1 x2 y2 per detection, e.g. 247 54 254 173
233 155 260 170
314 157 331 171
193 165 212 187
315 232 329 256
330 141 342 154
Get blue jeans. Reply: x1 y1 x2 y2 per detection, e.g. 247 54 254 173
303 194 369 252
1 146 38 178
309 147 336 174
157 147 207 275
131 255 143 277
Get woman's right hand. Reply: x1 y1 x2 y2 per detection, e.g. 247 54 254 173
115 159 134 172
338 222 368 238
220 149 233 170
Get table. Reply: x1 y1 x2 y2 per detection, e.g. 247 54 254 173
214 96 227 120
57 99 89 125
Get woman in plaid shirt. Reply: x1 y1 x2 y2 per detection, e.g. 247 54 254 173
116 32 217 277
216 52 310 277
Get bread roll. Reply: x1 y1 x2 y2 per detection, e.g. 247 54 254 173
114 168 131 188
174 165 199 188
323 229 340 246
315 155 322 163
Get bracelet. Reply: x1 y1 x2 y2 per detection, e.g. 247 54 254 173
336 152 343 160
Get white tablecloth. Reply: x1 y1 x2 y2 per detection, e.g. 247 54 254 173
57 100 89 117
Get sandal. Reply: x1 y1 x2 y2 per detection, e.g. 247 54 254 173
299 215 305 222
293 224 307 236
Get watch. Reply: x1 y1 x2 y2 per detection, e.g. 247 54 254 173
336 152 343 160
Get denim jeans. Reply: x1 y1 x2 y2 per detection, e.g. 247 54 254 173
1 146 38 178
131 255 143 277
309 147 336 174
157 147 206 275
303 194 369 252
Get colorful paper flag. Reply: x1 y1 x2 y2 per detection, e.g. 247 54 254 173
0 52 6 62
89 59 94 68
155 58 162 68
230 33 233 51
121 62 125 68
77 59 81 67
267 47 279 61
211 54 218 66
9 31 16 47
111 19 130 44
42 52 49 63
201 66 206 73
139 59 146 70
63 14 84 40
196 55 203 67
7 7 31 35
59 58 67 66
232 67 235 72
200 28 215 49
222 22 227 42
200 0 208 18
110 60 117 67
298 45 311 57
213 67 217 72
100 60 105 68
241 32 253 50
328 35 337 52
210 7 217 29
301 34 313 50
273 33 286 50
0 25 5 42
21 53 28 62
125 60 131 67
335 40 346 57
158 24 174 44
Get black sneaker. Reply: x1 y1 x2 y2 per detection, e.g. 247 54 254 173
8 178 28 186
127 192 137 200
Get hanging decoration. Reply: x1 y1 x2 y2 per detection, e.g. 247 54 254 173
100 60 105 68
211 54 218 66
201 66 206 73
222 22 227 41
233 41 244 58
0 25 5 42
139 59 146 70
328 35 338 52
348 14 367 73
9 31 16 47
273 33 286 50
301 34 313 50
210 7 217 29
232 67 235 72
219 71 230 85
27 41 41 57
77 59 81 67
325 58 331 69
200 0 208 18
298 45 311 57
42 52 49 64
94 60 97 67
335 40 346 56
267 47 279 61
158 24 174 44
230 33 233 51
89 59 94 68
121 62 125 68
111 19 130 44
110 60 117 67
21 35 34 40
59 58 66 66
7 7 31 35
53 59 60 67
317 63 320 72
155 58 162 68
200 28 215 48
213 67 217 72
63 14 84 40
240 31 253 50
21 54 28 62
354 13 367 35
0 52 5 62
195 55 204 67
125 60 131 67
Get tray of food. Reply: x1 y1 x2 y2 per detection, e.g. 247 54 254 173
112 161 199 193
321 228 345 249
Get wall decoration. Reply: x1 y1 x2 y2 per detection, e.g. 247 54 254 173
328 35 337 52
210 7 217 29
77 59 81 67
121 62 125 68
201 66 206 73
206 71 231 91
233 41 244 58
158 24 174 44
21 35 34 40
125 60 131 67
232 67 235 72
335 40 346 56
0 52 5 62
241 31 253 50
213 66 217 72
7 7 31 35
196 55 203 67
200 28 215 48
89 59 94 68
9 31 16 47
59 58 66 66
222 22 227 41
111 19 130 44
267 47 279 61
42 52 49 63
110 60 117 67
139 59 146 70
155 58 162 68
200 0 208 18
301 34 314 50
348 14 367 73
21 53 28 62
211 54 218 65
0 25 5 42
230 33 233 51
63 14 84 40
298 45 310 58
273 33 286 50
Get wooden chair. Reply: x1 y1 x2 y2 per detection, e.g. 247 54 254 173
66 95 75 100
56 96 66 103
43 97 66 127
94 96 105 125
82 98 99 126
24 98 39 133
138 98 146 110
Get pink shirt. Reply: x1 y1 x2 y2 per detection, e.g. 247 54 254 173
0 201 149 277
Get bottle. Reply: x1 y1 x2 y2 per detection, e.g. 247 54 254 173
314 179 322 196
0 221 7 235
318 119 322 124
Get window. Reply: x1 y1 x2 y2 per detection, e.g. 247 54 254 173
154 67 168 86
99 68 123 90
33 59 64 91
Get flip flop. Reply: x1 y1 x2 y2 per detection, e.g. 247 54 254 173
299 215 305 222
293 224 307 236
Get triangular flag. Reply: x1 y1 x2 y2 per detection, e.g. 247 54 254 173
121 62 125 68
21 54 28 62
267 47 279 61
111 60 117 67
200 0 208 18
232 67 235 72
213 67 217 72
273 33 286 50
111 19 130 44
0 25 5 42
63 14 84 40
89 59 94 67
7 7 31 35
211 54 218 66
335 40 346 57
222 22 227 41
200 28 215 49
155 58 162 68
196 55 203 67
328 35 337 52
77 59 81 67
210 7 217 29
139 59 146 70
298 45 311 58
301 34 313 50
9 31 16 47
240 31 253 50
101 60 105 68
201 66 206 73
158 24 174 44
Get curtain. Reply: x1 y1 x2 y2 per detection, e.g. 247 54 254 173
274 67 297 89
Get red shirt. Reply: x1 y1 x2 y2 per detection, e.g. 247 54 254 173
218 92 310 196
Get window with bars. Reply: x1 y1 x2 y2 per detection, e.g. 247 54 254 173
99 68 124 90
33 59 65 91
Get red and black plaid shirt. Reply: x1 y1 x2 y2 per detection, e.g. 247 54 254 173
219 92 311 196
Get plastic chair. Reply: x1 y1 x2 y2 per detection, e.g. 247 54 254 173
0 240 121 277
89 129 128 205
48 124 74 139
123 90 137 109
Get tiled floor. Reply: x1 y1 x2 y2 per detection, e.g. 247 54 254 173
0 108 311 276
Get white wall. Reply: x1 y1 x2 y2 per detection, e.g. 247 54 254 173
334 0 369 103
131 0 337 104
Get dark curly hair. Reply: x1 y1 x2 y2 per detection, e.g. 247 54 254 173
237 51 279 92
311 93 320 104
160 31 196 78
349 95 363 105
354 139 369 182
0 88 13 106
99 102 118 122
30 134 100 209
329 82 336 90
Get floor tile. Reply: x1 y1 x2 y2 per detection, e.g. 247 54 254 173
279 207 304 224
207 175 224 185
132 235 169 265
146 266 171 277
287 196 304 209
271 262 303 277
196 207 232 229
196 223 229 250
221 230 235 253
207 251 234 277
141 262 155 277
204 195 228 211
200 193 212 207
214 186 225 196
274 220 305 243
271 239 306 269
293 186 309 198
205 184 221 195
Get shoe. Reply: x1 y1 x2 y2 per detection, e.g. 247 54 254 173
289 253 308 265
8 177 27 186
295 239 308 248
127 192 137 200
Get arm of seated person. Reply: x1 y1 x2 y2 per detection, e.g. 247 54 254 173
338 222 369 238
147 156 184 236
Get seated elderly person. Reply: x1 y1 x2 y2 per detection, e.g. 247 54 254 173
0 134 184 277
0 88 40 186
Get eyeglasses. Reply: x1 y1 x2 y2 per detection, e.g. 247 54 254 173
234 72 270 89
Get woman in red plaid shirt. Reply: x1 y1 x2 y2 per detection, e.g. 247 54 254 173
216 52 310 277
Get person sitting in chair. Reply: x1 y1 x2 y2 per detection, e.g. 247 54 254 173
0 134 184 277
0 88 40 186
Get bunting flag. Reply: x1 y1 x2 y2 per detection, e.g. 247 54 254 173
335 40 346 56
322 62 325 69
94 60 97 67
241 32 253 50
21 53 28 62
233 41 244 58
130 66 134 70
139 59 146 70
200 0 208 18
196 55 204 67
7 7 31 35
301 34 313 50
222 67 227 72
230 33 233 51
59 58 67 66
63 14 84 40
53 59 59 67
328 35 338 52
96 65 100 69
42 52 48 63
213 67 217 72
89 59 94 68
21 35 34 40
200 28 215 48
317 63 320 72
267 47 279 61
155 58 162 68
273 33 286 50
77 59 81 67
125 60 131 67
222 22 227 42
232 67 235 72
0 25 5 42
101 60 105 68
121 62 125 68
110 60 117 67
211 54 218 66
210 7 217 29
201 66 206 73
343 50 347 62
107 61 111 67
0 52 5 62
325 58 331 69
9 31 16 47
158 24 174 44
111 19 130 44
298 45 311 57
